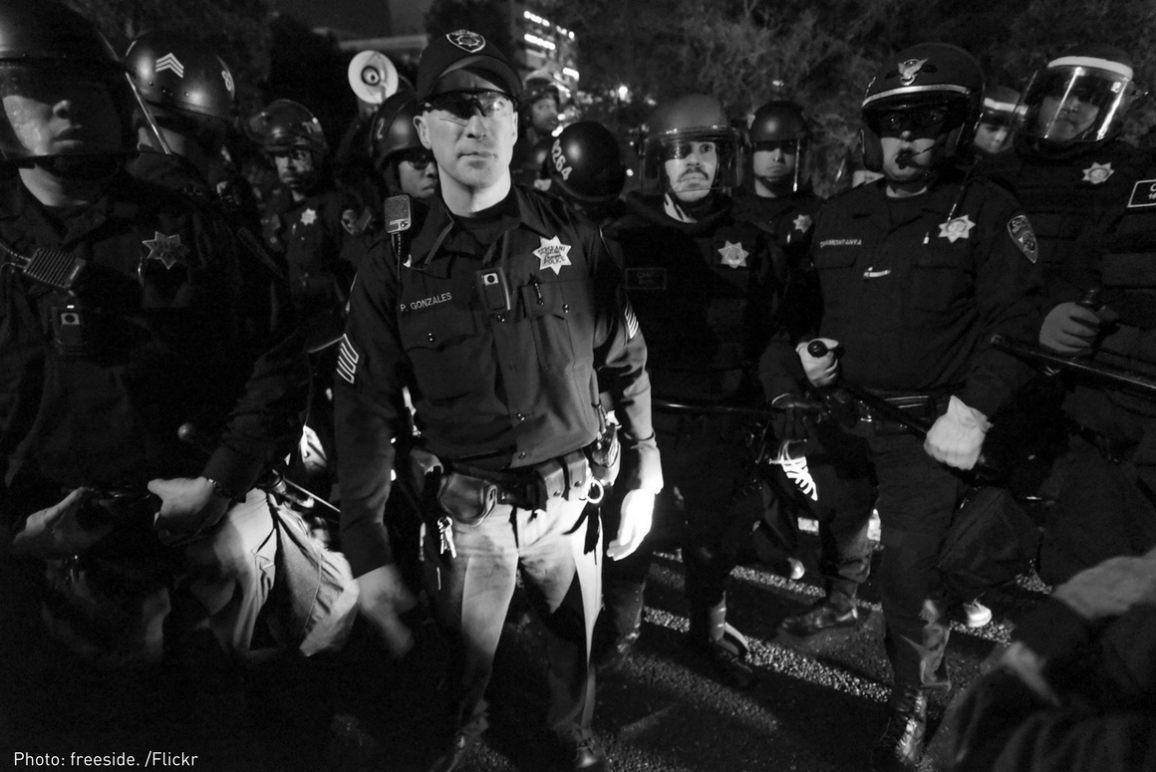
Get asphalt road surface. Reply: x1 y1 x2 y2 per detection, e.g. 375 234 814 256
1 524 1051 772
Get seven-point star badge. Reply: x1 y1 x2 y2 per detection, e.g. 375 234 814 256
1082 162 1113 184
718 240 749 268
938 214 975 243
301 208 317 225
534 236 572 275
793 213 813 233
142 231 189 269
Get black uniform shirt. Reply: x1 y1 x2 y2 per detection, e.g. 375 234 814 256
335 185 660 577
0 173 307 515
802 175 1043 417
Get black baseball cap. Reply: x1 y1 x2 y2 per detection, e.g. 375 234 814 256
415 30 522 103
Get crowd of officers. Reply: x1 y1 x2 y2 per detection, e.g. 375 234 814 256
0 2 1154 771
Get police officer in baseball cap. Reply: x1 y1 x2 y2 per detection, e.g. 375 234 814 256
337 29 660 772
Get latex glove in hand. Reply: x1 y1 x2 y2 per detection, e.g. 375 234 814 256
10 487 111 558
924 396 990 470
771 393 826 441
607 488 655 560
148 476 230 538
797 338 839 387
1039 302 1101 356
1053 549 1156 622
357 564 418 658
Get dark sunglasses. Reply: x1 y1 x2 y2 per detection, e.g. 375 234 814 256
397 149 435 170
753 139 799 154
426 91 514 124
874 107 949 133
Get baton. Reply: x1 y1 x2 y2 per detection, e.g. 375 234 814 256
652 398 786 421
806 341 932 435
990 334 1156 398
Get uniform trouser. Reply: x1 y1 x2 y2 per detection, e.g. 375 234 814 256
819 426 965 688
423 494 600 739
603 412 752 639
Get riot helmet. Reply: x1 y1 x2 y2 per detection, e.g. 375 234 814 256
860 42 984 174
973 85 1022 156
0 0 135 163
548 120 626 206
368 91 436 199
125 32 235 125
522 70 562 136
246 99 328 195
640 94 740 200
1019 44 1139 147
749 100 809 194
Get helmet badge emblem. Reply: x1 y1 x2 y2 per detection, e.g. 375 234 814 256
155 53 185 79
447 30 486 53
898 58 927 85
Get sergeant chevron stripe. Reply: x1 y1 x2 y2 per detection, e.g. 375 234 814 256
155 53 185 78
337 334 360 384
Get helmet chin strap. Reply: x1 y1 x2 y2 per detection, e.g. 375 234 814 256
663 189 719 222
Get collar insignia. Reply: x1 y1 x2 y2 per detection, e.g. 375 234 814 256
301 208 317 226
793 213 813 233
142 231 189 269
447 30 486 53
718 240 749 268
534 236 572 275
898 58 928 85
1082 162 1113 185
938 214 975 243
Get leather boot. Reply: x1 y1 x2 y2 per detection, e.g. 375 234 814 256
869 683 927 771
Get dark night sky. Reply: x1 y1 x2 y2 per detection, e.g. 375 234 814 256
272 0 393 37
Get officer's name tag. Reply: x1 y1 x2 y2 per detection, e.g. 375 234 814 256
1127 179 1156 209
625 267 666 291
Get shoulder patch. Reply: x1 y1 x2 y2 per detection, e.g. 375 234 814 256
336 334 360 385
1007 214 1038 264
1128 179 1156 209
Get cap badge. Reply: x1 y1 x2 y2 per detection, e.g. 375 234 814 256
447 30 486 53
898 58 928 85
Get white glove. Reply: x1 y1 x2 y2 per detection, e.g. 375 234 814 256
607 488 655 560
796 338 840 387
356 564 417 658
1039 302 1101 356
924 396 990 470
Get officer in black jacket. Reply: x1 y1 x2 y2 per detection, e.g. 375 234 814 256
761 44 1043 771
334 30 660 772
600 93 794 689
0 0 308 665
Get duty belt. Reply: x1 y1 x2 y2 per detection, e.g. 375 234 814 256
852 392 951 434
448 448 591 511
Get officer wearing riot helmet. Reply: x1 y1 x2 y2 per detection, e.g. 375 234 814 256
123 32 238 195
972 85 1022 157
0 0 308 677
368 90 438 204
761 43 1043 770
335 30 659 772
511 70 562 187
599 93 793 688
546 119 628 225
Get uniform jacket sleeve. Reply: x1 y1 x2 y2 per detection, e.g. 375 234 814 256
590 227 662 493
334 238 411 577
955 182 1045 418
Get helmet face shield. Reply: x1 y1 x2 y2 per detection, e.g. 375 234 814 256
1021 66 1136 144
0 63 126 160
642 127 740 198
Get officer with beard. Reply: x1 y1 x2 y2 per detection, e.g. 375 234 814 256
598 94 794 688
761 44 1043 770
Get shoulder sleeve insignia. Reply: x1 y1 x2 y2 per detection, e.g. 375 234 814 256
1007 214 1038 263
1128 179 1156 209
337 334 361 385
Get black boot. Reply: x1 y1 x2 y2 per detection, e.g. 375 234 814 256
869 683 927 771
778 592 860 638
687 600 754 690
592 580 644 675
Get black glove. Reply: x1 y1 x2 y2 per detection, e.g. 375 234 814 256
771 394 826 441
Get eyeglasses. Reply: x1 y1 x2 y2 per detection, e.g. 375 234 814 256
873 107 949 134
662 140 718 161
397 149 435 170
427 91 514 124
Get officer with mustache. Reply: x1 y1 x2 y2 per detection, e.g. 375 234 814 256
596 94 794 688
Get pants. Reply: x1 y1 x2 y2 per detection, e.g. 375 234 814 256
815 425 965 688
424 492 601 739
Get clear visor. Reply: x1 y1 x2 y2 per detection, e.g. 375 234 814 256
641 128 740 196
0 63 127 160
1021 66 1137 143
